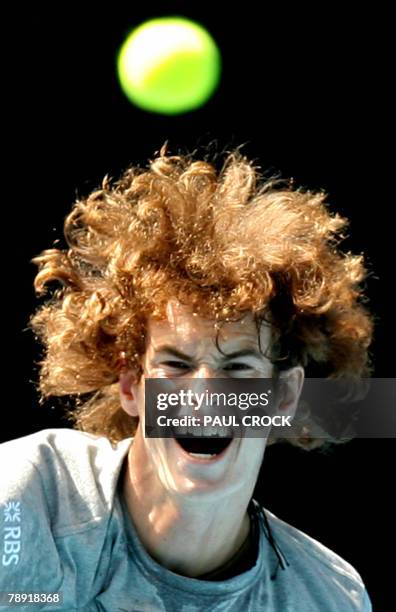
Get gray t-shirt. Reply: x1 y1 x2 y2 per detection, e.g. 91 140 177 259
0 429 372 611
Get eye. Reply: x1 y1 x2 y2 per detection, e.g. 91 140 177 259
223 363 252 371
162 360 190 370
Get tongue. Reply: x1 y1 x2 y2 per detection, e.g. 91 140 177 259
177 437 232 455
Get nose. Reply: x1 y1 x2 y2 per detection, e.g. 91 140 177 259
189 364 223 406
192 363 222 379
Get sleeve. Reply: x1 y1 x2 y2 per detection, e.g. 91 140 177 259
0 449 64 609
361 588 373 611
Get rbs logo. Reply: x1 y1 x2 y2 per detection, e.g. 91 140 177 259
2 501 21 566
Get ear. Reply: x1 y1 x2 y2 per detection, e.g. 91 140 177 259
119 369 140 417
277 365 305 418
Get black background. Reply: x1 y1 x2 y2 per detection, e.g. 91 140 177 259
4 4 394 609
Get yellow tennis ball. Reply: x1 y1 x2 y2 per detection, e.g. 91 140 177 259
117 17 221 115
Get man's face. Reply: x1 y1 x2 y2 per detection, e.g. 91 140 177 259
120 300 302 502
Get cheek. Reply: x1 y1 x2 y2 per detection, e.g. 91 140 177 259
251 364 273 377
132 381 146 418
146 366 173 378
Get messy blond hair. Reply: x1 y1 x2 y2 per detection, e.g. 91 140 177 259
30 144 373 449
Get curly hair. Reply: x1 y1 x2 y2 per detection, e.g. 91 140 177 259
29 143 373 450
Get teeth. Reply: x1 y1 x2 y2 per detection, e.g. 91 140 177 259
189 452 215 458
185 425 232 437
172 424 234 439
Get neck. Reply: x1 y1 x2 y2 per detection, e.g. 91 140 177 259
122 434 252 578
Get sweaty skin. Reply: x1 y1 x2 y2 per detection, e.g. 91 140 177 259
119 300 304 578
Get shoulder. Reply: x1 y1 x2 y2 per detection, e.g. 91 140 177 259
1 428 132 530
0 428 132 598
263 507 372 610
1 426 130 465
264 507 364 584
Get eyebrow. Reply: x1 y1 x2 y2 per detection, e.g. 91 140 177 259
153 345 263 361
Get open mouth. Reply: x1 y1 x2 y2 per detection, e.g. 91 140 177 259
175 437 233 458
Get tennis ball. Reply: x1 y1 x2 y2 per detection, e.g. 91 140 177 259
117 17 221 115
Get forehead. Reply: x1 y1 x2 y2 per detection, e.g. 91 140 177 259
145 300 271 352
